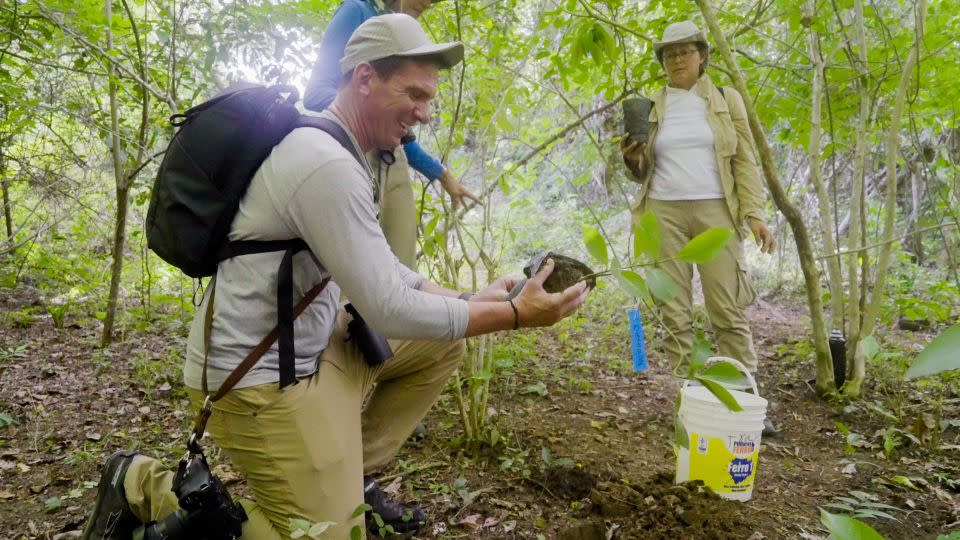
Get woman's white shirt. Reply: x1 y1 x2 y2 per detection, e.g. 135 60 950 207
648 86 724 201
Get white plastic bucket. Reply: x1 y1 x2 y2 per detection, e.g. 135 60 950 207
674 357 768 502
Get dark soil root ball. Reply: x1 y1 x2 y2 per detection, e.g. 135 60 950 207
586 473 747 539
523 251 596 293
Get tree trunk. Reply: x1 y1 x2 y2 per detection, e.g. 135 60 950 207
847 0 929 396
101 0 127 347
1 146 11 241
694 0 834 394
805 0 844 337
906 161 924 262
842 0 869 393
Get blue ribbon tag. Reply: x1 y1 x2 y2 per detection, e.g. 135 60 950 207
628 308 647 372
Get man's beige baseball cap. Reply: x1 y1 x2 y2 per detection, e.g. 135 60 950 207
340 13 464 75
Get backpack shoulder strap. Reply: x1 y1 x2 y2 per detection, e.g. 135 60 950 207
297 116 365 167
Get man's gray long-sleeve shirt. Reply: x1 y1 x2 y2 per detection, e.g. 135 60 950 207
183 111 469 392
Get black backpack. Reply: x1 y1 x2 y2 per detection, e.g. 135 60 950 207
146 84 363 389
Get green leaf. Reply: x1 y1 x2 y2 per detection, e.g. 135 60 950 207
645 267 677 302
697 361 749 388
471 370 494 381
582 225 608 267
350 503 372 519
889 476 923 492
695 378 743 412
633 211 661 260
614 269 648 300
859 335 880 360
905 323 960 379
674 415 689 449
676 227 734 264
524 382 548 396
44 497 63 513
819 509 884 540
308 522 336 537
689 334 713 374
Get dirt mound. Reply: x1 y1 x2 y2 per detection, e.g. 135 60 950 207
562 472 751 540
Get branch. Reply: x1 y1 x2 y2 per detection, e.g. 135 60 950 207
818 222 955 260
0 48 106 76
33 3 177 113
457 90 628 218
574 0 653 43
124 149 166 183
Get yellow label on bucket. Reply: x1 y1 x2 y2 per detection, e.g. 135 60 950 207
685 432 759 496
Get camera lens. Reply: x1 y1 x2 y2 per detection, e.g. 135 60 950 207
133 509 191 540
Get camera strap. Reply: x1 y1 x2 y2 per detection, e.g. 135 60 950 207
190 276 331 454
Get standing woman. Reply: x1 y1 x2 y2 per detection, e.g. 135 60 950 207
304 0 479 268
621 21 777 431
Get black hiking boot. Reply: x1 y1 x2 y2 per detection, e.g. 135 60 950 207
364 475 426 535
81 451 141 540
762 417 778 437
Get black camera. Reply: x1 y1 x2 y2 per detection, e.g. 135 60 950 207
133 453 247 540
345 303 393 366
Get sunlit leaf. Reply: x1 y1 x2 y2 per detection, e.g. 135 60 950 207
676 227 734 264
614 268 649 300
697 361 749 388
674 415 689 450
645 267 676 302
859 335 880 360
819 509 884 540
905 323 960 379
695 378 743 412
633 211 661 260
582 225 608 267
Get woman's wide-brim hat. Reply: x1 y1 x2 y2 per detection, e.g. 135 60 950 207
653 20 708 53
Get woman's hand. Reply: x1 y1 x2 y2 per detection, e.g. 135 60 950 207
619 136 645 162
438 170 481 209
748 218 776 254
619 135 646 178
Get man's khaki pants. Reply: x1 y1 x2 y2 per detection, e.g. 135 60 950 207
641 199 759 372
368 148 418 268
122 311 465 539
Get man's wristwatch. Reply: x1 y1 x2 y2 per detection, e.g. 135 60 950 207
458 291 475 301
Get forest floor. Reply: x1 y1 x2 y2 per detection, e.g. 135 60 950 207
0 283 958 539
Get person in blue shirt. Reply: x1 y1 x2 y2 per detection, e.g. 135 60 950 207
305 0 479 267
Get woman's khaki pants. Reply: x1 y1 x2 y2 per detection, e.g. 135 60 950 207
640 198 759 373
367 148 418 269
121 311 465 539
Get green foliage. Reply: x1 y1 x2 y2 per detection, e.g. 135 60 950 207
47 302 69 329
821 491 902 523
696 361 749 389
289 518 337 538
905 323 960 380
675 228 733 264
0 412 17 429
834 422 862 455
696 378 743 413
8 309 36 329
612 266 649 301
44 496 62 513
582 224 608 267
819 509 885 540
645 267 677 302
632 211 661 260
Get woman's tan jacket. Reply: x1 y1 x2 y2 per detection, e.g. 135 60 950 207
627 74 767 230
